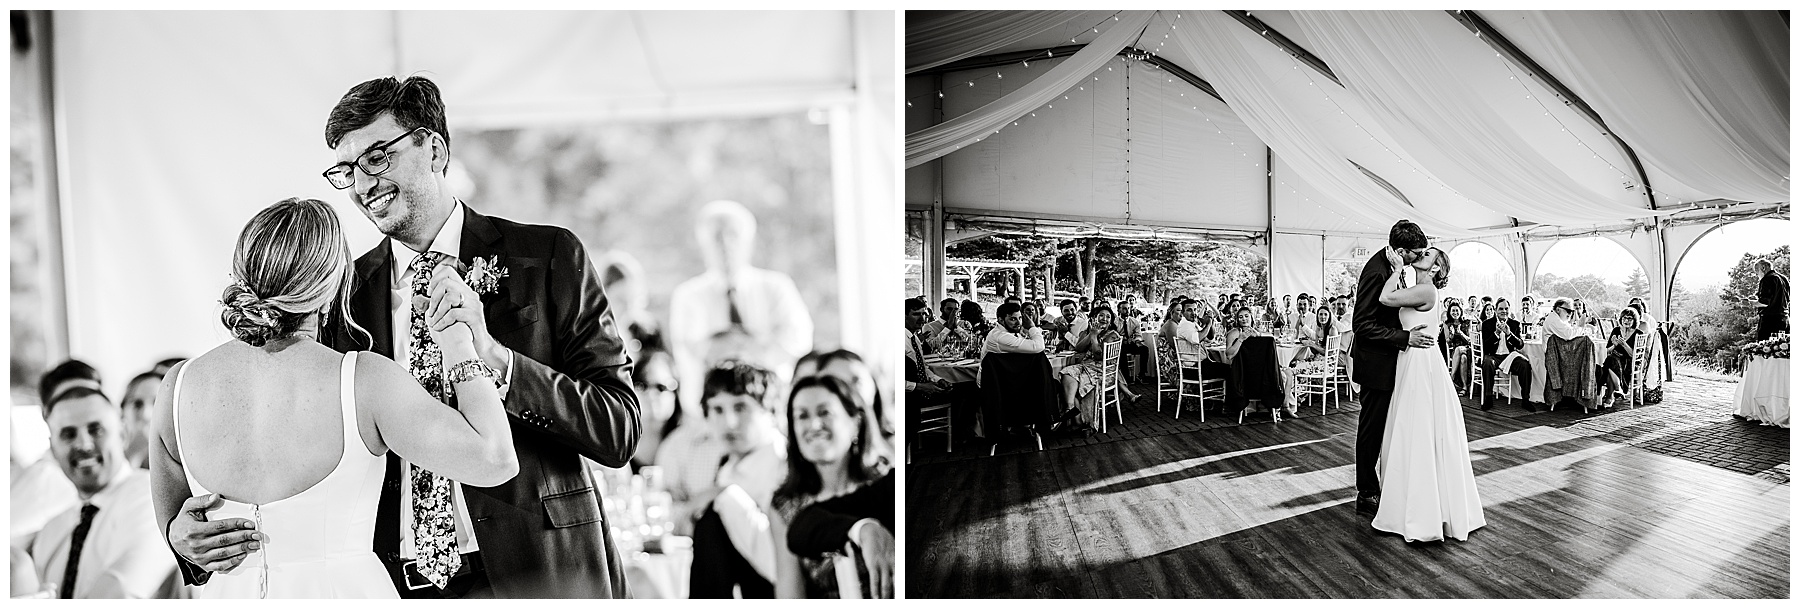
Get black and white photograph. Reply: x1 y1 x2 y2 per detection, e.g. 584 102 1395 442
903 10 1789 598
10 9 896 599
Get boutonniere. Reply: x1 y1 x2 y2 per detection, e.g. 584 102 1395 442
465 255 509 296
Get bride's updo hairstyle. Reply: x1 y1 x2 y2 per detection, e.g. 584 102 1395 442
221 198 362 347
1427 247 1453 290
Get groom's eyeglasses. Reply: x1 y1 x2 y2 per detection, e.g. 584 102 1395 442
322 127 430 190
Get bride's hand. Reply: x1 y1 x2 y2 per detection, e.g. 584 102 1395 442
418 295 475 352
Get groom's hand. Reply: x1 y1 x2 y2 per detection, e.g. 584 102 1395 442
1407 325 1436 348
168 494 264 574
425 264 507 371
1383 246 1406 270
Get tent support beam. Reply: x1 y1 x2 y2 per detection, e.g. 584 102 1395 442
927 73 947 304
1449 10 1659 210
1224 11 1341 86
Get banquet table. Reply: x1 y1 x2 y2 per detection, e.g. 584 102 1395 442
927 351 1075 437
1734 356 1789 427
624 537 693 598
1502 334 1607 404
1206 343 1302 367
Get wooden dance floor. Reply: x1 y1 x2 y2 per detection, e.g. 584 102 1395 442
906 404 1790 598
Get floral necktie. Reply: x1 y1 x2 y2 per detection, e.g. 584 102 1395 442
407 251 459 589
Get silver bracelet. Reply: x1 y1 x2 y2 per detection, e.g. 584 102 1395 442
447 359 499 387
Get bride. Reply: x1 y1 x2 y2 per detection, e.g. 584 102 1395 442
149 198 517 598
1371 247 1485 542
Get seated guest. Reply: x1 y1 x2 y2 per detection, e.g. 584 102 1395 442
15 387 173 598
1627 297 1657 333
771 376 892 598
1061 299 1089 347
1440 301 1473 392
1541 298 1585 342
655 393 729 536
982 302 1045 359
960 300 993 343
1597 307 1643 408
1224 307 1297 417
119 369 169 471
816 350 894 442
1295 305 1336 363
13 361 97 549
1158 300 1186 343
904 299 957 452
1518 294 1542 326
688 363 787 599
1479 298 1536 411
1332 296 1356 369
1119 305 1152 383
628 349 681 472
784 471 893 599
1019 300 1043 330
922 298 971 355
1056 305 1138 432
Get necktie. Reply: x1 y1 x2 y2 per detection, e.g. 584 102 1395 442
406 251 459 589
907 334 929 381
725 285 745 328
59 504 100 599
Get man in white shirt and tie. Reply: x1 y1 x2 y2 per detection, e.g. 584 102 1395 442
15 387 172 598
905 298 968 449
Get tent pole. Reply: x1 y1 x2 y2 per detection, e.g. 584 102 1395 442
927 73 947 304
1266 147 1275 300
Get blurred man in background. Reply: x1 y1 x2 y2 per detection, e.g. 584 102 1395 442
670 200 813 416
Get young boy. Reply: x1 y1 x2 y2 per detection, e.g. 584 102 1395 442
688 361 787 598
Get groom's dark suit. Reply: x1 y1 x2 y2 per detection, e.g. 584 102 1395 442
1350 251 1413 497
329 205 640 598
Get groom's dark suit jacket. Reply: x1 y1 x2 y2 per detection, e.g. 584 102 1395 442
332 205 640 598
1350 251 1413 391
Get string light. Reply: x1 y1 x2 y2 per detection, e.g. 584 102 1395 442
1490 47 1639 192
1287 53 1477 204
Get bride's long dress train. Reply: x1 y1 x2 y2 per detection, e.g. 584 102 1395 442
1372 308 1486 542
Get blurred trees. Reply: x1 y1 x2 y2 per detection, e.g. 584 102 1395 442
1671 245 1790 372
946 234 1266 306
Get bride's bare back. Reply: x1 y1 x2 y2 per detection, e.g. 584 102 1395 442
171 340 380 505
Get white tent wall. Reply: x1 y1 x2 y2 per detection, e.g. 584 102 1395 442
49 11 885 394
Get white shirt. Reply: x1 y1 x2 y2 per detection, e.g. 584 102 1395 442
1175 319 1202 345
11 449 78 548
669 267 813 412
904 329 946 392
982 325 1045 357
389 202 494 557
25 467 173 598
712 431 786 582
1541 312 1585 342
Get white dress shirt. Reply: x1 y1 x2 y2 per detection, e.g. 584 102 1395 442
11 449 78 548
25 467 172 598
652 423 727 536
904 329 946 392
1175 319 1202 345
1541 312 1585 342
389 202 507 557
711 431 785 582
982 326 1044 358
669 267 813 412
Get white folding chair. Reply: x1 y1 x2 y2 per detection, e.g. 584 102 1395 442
917 399 952 453
1173 338 1225 420
1095 338 1125 433
1624 333 1653 409
1295 335 1341 414
1154 335 1178 414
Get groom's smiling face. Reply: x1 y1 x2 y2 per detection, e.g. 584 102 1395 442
333 113 445 244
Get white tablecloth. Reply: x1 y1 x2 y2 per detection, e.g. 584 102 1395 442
924 353 1073 385
1206 344 1301 367
625 538 693 598
1735 356 1789 427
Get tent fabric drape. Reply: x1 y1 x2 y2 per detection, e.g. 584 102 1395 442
1293 11 1662 224
1170 11 1477 238
906 10 1154 168
1272 232 1325 304
1496 10 1789 204
905 10 1085 74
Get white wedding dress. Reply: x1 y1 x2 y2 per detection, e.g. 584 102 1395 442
1371 303 1486 542
173 352 398 598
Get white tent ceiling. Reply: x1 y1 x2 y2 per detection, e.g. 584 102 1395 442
906 9 1787 316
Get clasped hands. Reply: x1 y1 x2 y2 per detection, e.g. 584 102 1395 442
416 258 508 369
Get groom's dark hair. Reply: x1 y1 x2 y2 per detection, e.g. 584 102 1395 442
324 75 450 173
1388 219 1428 249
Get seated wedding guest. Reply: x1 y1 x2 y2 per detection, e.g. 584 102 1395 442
1518 294 1542 325
1224 307 1297 417
1175 300 1207 345
16 387 173 598
1055 305 1138 432
1541 298 1586 342
1121 293 1140 319
816 350 894 442
920 298 963 354
656 379 729 536
1261 295 1285 332
905 301 960 451
1479 297 1495 319
1019 300 1043 330
1158 300 1186 343
981 302 1045 359
13 361 98 549
1059 299 1088 346
1120 305 1151 383
783 471 893 599
1479 298 1536 411
689 362 787 599
770 376 891 598
960 300 993 341
1440 301 1473 392
1596 307 1644 408
671 199 814 415
118 370 168 470
1332 296 1355 368
628 350 680 471
1295 306 1336 363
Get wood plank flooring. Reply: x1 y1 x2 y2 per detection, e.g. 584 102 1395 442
906 404 1791 598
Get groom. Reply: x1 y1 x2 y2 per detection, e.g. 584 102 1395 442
1351 219 1435 516
167 76 641 598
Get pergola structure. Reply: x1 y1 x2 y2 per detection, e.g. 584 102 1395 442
906 256 1033 300
906 10 1788 318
